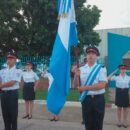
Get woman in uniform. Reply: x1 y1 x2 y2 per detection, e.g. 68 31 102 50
22 62 39 119
108 64 130 128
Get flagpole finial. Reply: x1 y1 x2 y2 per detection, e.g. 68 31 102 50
58 0 71 18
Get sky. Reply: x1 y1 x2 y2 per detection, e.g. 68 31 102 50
85 0 130 30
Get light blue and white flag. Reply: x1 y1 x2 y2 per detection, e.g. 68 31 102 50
47 0 78 115
58 0 71 16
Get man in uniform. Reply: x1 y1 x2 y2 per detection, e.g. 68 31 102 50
0 51 22 130
73 46 107 130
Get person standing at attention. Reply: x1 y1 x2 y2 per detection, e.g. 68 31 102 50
0 51 22 130
22 61 39 119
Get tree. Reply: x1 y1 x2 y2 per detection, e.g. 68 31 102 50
74 0 102 54
0 0 58 56
20 0 58 56
0 0 101 56
0 0 24 56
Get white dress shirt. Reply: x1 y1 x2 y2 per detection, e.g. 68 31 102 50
0 65 22 90
22 70 39 83
80 63 108 95
111 74 130 88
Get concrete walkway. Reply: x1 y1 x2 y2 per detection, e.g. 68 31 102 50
0 102 130 130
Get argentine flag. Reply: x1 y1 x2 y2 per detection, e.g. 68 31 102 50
47 0 78 115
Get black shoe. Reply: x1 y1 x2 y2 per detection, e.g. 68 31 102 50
122 124 128 128
54 119 59 122
23 114 29 119
28 115 32 119
50 118 55 121
117 124 122 127
50 118 59 122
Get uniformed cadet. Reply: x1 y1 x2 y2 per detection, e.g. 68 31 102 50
22 61 39 119
73 46 107 130
108 64 130 128
0 51 22 130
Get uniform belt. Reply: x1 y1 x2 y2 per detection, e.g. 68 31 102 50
1 89 18 93
24 82 34 84
117 88 129 89
87 94 104 99
117 88 128 90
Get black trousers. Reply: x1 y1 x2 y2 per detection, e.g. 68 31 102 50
82 94 105 130
1 90 18 130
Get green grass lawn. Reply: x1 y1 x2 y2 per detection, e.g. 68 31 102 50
19 88 110 103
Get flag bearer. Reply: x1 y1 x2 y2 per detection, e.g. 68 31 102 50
73 46 107 130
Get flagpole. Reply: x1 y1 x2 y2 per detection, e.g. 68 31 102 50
75 45 81 87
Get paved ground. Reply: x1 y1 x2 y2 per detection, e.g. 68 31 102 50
0 102 130 130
